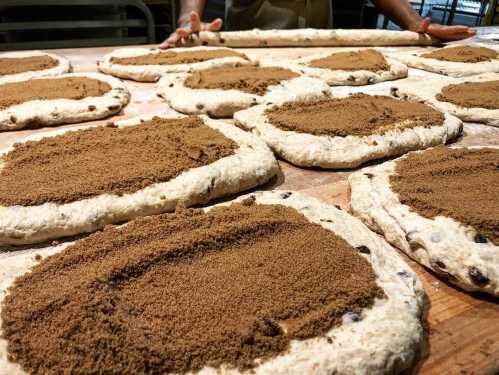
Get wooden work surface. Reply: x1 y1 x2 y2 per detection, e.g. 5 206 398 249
1 27 498 374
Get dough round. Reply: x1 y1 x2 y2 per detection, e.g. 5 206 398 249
98 46 254 82
284 48 408 86
349 146 499 296
0 114 278 245
157 63 331 118
392 44 499 77
391 73 499 126
234 94 462 168
0 51 71 84
0 190 426 375
0 72 130 131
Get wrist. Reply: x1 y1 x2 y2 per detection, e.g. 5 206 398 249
406 16 424 32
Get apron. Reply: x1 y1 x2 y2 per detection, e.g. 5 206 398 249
225 0 332 30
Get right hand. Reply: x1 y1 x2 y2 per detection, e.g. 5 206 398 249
159 11 223 49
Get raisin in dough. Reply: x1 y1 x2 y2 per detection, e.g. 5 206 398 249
0 190 426 375
234 94 462 168
391 73 499 126
98 46 254 82
348 147 499 296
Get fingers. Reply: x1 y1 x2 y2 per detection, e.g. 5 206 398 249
421 17 431 32
176 27 191 39
190 11 201 33
206 18 223 31
159 32 182 49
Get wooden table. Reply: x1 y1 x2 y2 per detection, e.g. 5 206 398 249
1 34 498 374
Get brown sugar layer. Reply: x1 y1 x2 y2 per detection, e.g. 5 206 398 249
0 77 111 110
308 49 390 72
110 49 247 66
0 116 237 206
184 66 299 95
266 94 445 137
0 55 59 76
436 80 499 109
421 45 498 63
390 146 499 245
1 202 384 374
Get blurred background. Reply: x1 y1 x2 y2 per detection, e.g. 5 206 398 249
0 0 497 51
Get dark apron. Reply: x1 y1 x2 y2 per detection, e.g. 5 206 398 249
225 0 332 30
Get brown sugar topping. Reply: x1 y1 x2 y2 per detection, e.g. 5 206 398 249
0 76 111 110
266 94 444 137
0 116 237 206
436 80 499 109
0 55 59 76
421 45 498 63
110 49 247 65
184 66 299 95
1 202 384 374
390 146 499 245
308 49 390 72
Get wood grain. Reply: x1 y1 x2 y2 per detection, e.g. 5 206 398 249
1 36 498 374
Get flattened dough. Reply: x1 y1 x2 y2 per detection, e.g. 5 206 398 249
391 73 499 126
392 43 499 77
0 73 130 131
234 95 462 168
0 115 278 245
0 51 71 84
156 62 331 118
348 147 499 296
284 48 408 86
177 29 438 47
0 190 426 375
98 46 254 82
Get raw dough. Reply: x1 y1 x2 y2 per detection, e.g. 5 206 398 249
177 29 438 47
0 51 71 84
98 46 254 82
234 94 462 168
0 114 278 245
391 73 499 126
348 146 499 296
0 72 130 131
0 190 426 375
284 48 408 86
157 62 331 118
391 44 499 77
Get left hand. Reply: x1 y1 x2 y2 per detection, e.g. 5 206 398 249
414 17 476 42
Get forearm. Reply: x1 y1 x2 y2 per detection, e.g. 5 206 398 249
178 0 207 26
372 0 423 30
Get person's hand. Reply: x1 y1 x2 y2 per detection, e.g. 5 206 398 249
413 17 476 42
159 11 223 49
